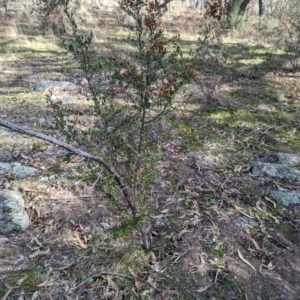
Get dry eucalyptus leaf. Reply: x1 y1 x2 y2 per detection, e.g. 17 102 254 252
74 231 87 249
237 249 256 271
17 275 28 286
267 262 276 270
29 247 50 258
128 267 137 278
31 291 39 300
209 259 225 269
264 196 276 208
177 229 192 240
195 284 212 293
105 275 118 290
250 238 261 251
3 283 13 300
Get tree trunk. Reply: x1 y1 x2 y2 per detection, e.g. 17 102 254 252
259 0 264 16
3 0 8 15
239 0 251 15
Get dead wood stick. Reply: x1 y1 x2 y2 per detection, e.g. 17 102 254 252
73 271 134 291
0 118 136 216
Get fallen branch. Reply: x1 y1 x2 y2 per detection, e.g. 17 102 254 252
72 271 134 291
0 118 136 216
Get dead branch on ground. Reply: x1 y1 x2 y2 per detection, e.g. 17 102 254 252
0 118 136 216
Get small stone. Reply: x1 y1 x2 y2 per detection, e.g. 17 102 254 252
153 218 168 230
61 97 75 105
81 78 88 86
11 162 40 179
147 130 158 142
0 235 9 244
0 152 14 162
100 222 110 228
38 118 46 124
0 190 30 234
107 127 115 133
232 216 258 228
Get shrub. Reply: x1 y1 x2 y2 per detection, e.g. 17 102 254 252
46 0 192 248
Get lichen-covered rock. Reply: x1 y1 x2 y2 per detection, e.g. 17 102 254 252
268 190 300 207
251 162 300 182
0 162 40 179
277 153 300 166
252 153 300 166
33 80 78 91
0 190 30 234
11 162 40 179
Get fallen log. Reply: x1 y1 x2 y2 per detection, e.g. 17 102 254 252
0 118 136 216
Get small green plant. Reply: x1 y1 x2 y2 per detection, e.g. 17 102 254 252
277 223 294 234
220 0 245 29
0 270 41 298
213 275 245 299
201 194 217 207
204 241 225 257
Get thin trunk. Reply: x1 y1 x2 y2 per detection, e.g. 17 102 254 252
133 106 146 196
3 0 8 15
239 0 251 15
259 0 264 16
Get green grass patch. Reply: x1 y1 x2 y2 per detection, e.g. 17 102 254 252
0 269 41 298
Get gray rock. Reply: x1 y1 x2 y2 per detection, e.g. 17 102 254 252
232 216 258 228
0 162 12 170
81 78 88 86
147 130 159 142
252 153 300 167
0 151 14 162
0 162 40 178
0 128 9 135
252 162 300 182
50 94 76 105
33 80 79 92
61 97 76 105
38 118 46 125
0 162 12 175
251 153 279 164
0 190 30 234
0 235 9 244
11 162 40 179
268 190 300 207
277 153 300 166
